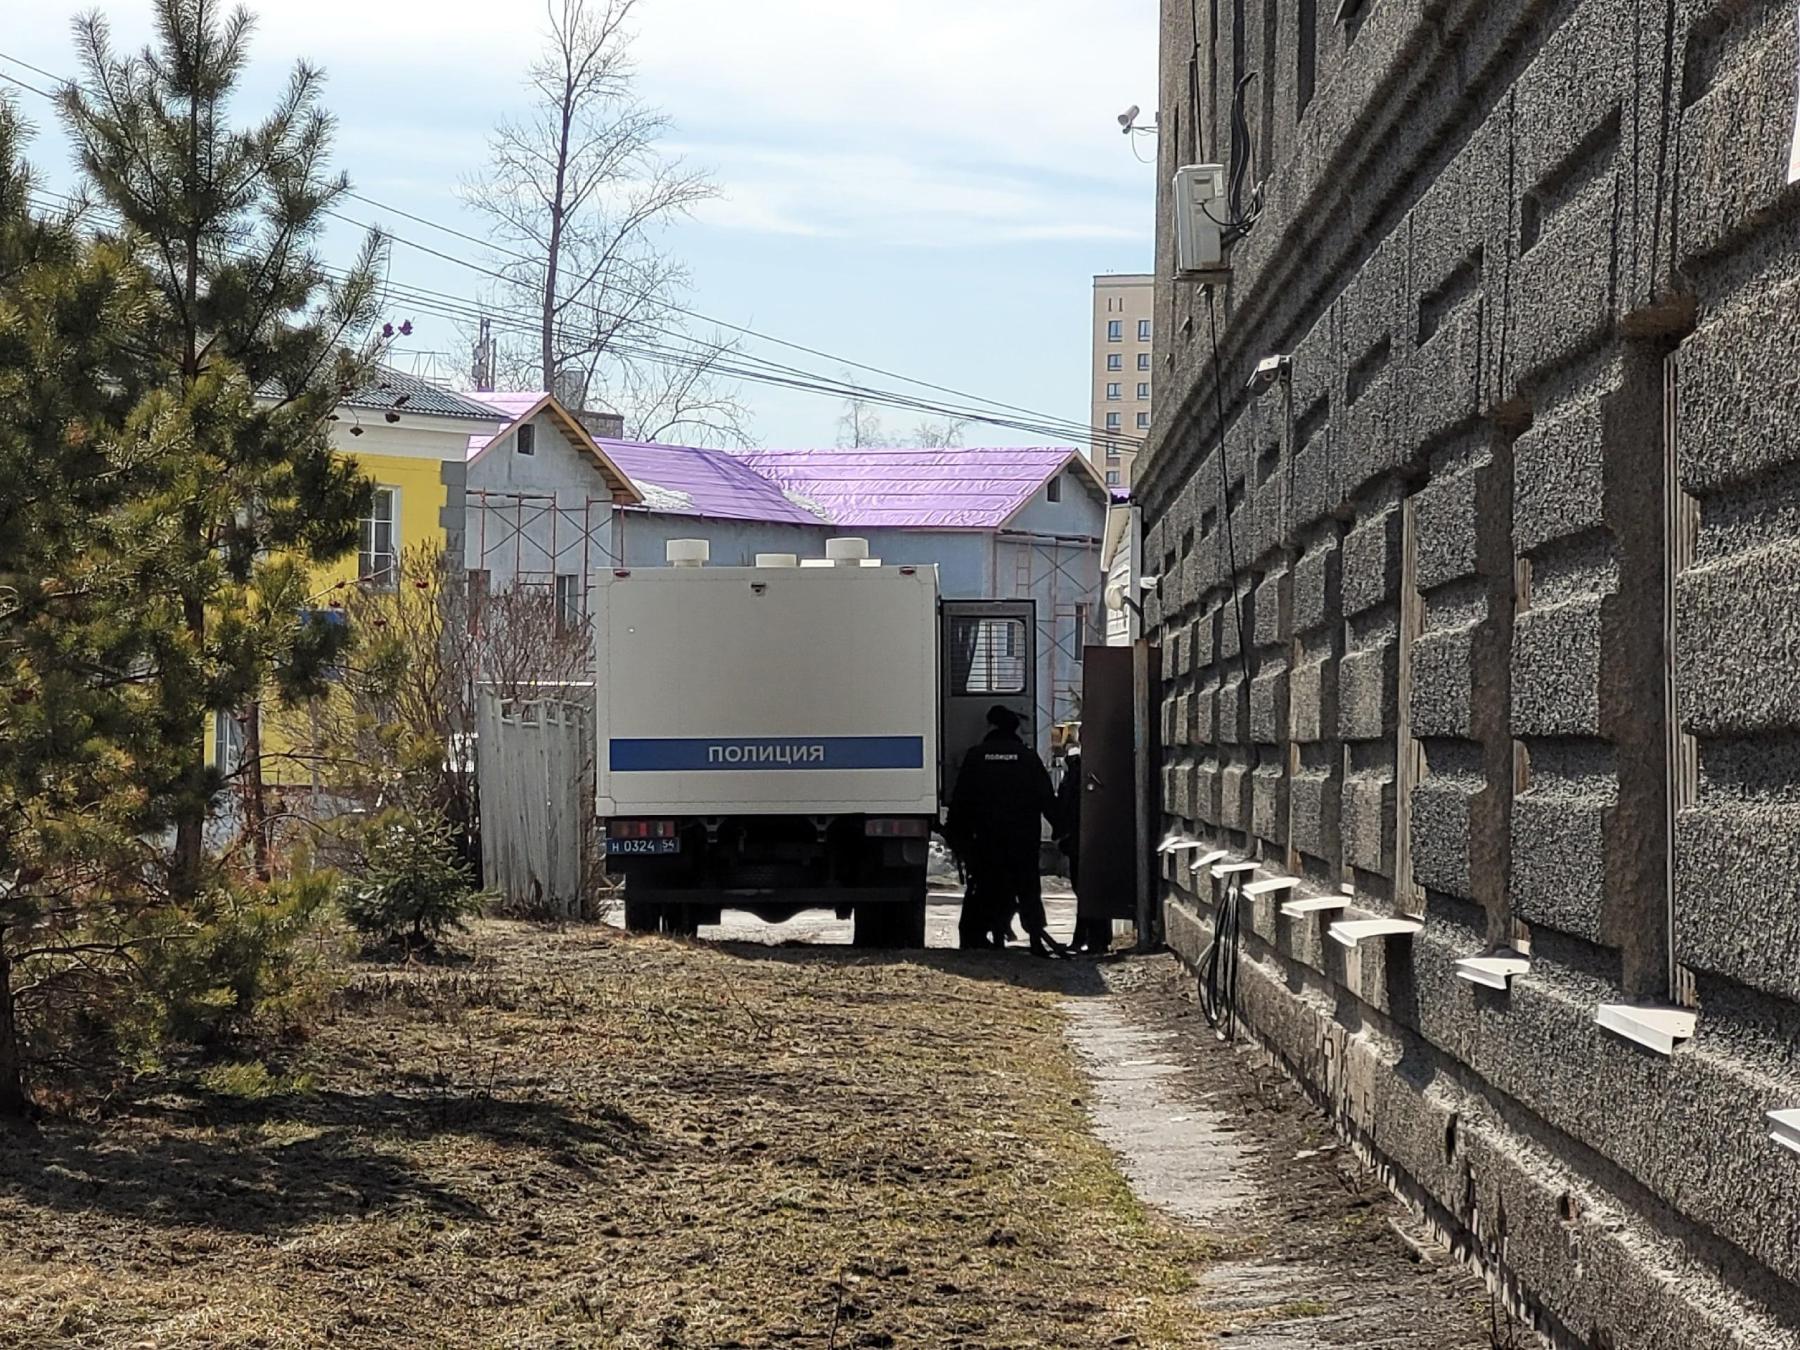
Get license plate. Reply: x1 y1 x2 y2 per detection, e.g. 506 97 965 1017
609 838 680 856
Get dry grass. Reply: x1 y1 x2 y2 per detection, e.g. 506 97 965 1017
0 921 1213 1348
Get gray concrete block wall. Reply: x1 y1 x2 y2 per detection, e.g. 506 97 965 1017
1141 0 1800 1336
1411 430 1516 947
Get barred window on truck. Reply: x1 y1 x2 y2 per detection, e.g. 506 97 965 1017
949 616 1028 695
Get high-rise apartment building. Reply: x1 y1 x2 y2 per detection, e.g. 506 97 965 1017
1089 273 1154 489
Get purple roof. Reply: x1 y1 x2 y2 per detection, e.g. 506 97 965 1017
736 447 1085 529
465 390 549 420
598 440 823 525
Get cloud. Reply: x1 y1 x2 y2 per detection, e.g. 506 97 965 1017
690 145 1146 247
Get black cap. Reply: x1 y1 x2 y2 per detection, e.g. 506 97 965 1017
986 704 1022 733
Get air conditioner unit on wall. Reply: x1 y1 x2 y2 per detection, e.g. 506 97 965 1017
1173 164 1230 277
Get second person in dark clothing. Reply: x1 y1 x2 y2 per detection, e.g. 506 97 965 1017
946 705 1067 958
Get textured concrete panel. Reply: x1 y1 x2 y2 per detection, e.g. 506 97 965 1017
1252 762 1289 844
1676 275 1800 494
1511 790 1611 943
1675 11 1798 267
1221 759 1253 832
1515 392 1606 555
1290 655 1335 744
1676 801 1800 1002
1414 472 1480 591
1339 638 1399 742
1196 759 1224 825
1342 507 1402 618
1512 594 1604 737
1411 776 1477 898
1412 623 1478 740
1292 537 1339 633
1290 771 1342 863
1343 775 1397 875
1677 543 1800 736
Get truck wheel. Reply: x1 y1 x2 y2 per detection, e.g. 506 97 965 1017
660 904 700 939
852 896 927 950
623 897 661 933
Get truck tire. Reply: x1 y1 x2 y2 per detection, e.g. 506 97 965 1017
623 897 662 934
852 892 928 950
660 904 700 938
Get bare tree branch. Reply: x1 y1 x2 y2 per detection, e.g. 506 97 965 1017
460 0 746 443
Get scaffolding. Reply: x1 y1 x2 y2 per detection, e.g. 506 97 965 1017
468 489 621 597
999 529 1103 737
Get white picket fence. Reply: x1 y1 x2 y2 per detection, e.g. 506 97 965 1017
476 691 593 917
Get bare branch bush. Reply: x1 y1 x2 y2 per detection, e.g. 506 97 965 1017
268 545 595 893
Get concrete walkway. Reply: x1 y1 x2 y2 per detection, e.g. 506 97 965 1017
1066 958 1513 1348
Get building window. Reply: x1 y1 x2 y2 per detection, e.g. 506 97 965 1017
516 423 536 456
1137 411 1151 429
1107 353 1122 372
1107 383 1121 400
1138 319 1152 342
214 709 246 775
1106 447 1121 464
1138 382 1151 400
555 573 581 631
1047 475 1063 503
1107 320 1122 342
1106 412 1121 430
1138 352 1150 371
358 487 397 590
1106 470 1121 486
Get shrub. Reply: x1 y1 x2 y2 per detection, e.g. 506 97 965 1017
340 810 488 950
127 871 343 1053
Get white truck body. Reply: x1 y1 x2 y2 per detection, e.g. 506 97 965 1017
596 562 940 819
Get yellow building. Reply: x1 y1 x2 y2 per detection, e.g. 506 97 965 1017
207 370 508 780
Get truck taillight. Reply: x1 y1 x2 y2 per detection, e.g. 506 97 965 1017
865 817 928 839
608 819 676 839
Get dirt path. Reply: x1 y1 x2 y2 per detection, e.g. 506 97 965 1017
1068 956 1503 1349
0 922 1206 1349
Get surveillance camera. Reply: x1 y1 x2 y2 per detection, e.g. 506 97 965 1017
1246 353 1293 394
1118 104 1141 132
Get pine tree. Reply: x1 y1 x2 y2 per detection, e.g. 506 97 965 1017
0 95 164 1115
57 0 386 895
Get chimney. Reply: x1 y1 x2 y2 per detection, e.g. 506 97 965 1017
576 409 626 441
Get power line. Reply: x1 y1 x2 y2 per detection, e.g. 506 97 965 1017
0 68 55 100
26 184 1143 448
0 47 1116 443
0 51 63 84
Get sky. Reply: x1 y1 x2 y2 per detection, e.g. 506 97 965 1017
1 0 1158 449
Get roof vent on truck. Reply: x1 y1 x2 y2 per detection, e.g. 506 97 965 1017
824 537 879 568
666 538 709 567
755 553 799 567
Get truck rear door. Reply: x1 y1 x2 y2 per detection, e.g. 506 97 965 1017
939 599 1037 808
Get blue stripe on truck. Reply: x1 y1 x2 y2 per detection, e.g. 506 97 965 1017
609 736 925 772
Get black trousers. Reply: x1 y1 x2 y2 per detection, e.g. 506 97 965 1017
965 851 1047 940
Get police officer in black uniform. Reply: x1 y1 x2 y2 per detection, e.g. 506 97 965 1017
946 705 1067 957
